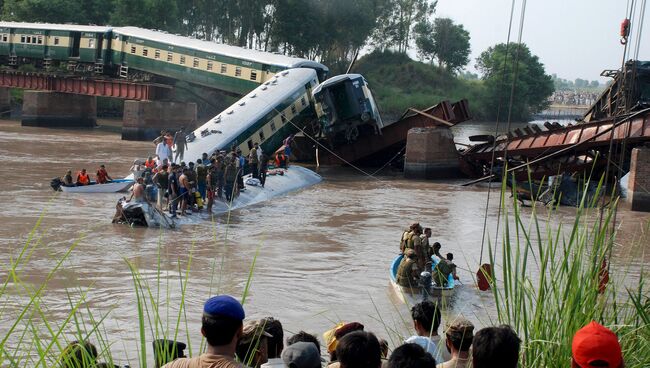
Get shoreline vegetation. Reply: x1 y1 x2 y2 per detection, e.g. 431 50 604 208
1 179 648 367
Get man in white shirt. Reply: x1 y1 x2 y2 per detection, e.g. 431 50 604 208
404 301 450 363
156 139 172 164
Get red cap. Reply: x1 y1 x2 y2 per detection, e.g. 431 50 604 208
572 321 622 367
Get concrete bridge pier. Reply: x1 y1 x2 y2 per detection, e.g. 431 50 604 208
122 100 198 141
0 88 11 116
21 91 96 127
404 127 461 179
628 145 650 212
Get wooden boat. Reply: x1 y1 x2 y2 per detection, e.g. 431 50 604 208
58 179 135 193
389 254 455 305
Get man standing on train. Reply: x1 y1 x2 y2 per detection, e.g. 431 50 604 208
173 127 188 163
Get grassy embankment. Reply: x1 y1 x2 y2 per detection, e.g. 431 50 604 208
0 178 648 367
354 51 486 122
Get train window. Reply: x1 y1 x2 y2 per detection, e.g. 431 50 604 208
142 48 148 57
154 50 160 59
37 36 43 44
180 56 186 65
291 105 297 114
207 61 213 71
250 71 257 81
220 64 227 74
301 97 306 106
193 58 199 68
247 140 254 150
235 67 241 77
167 52 173 62
259 131 265 141
26 36 31 43
54 37 59 45
281 114 286 124
20 35 25 43
270 122 276 132
2 34 7 42
130 46 136 54
89 39 95 48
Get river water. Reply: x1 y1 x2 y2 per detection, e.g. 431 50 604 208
0 119 648 366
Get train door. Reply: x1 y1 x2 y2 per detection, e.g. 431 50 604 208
70 32 80 57
96 34 103 61
43 31 50 58
9 28 15 56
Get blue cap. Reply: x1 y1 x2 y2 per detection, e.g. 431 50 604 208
203 295 245 320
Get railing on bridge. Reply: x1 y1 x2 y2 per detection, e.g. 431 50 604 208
0 71 172 100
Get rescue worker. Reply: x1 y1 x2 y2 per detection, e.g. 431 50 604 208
96 165 112 184
63 170 73 186
399 223 420 254
223 156 239 202
432 242 444 259
130 177 146 202
249 143 259 179
236 149 245 193
396 249 420 288
275 152 287 169
145 156 156 170
173 127 188 163
152 164 169 210
76 169 90 186
432 253 459 287
259 152 269 187
206 164 216 212
213 155 225 199
196 158 207 200
420 227 434 272
168 164 180 218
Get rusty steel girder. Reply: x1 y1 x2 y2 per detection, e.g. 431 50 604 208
0 71 172 100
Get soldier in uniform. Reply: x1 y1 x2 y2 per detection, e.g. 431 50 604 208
400 223 421 254
420 227 434 272
396 249 420 288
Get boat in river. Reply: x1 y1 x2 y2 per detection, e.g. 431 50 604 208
51 178 135 193
389 254 455 304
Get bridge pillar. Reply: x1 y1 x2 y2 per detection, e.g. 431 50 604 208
404 127 461 179
628 145 650 212
0 88 10 116
21 91 96 127
122 100 197 141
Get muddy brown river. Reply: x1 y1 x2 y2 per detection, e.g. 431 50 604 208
0 120 648 366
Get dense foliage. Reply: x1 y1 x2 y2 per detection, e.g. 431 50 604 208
0 0 556 122
476 43 554 121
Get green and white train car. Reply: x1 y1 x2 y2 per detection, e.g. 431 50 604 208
182 68 320 162
0 22 111 68
111 27 328 95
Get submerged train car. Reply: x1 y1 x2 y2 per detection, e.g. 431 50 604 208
0 22 111 71
111 27 328 95
182 68 320 163
312 74 383 143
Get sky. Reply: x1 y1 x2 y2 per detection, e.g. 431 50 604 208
434 0 649 82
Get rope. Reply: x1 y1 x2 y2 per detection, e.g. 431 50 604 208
478 0 519 266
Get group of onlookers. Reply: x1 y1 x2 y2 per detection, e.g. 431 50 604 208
60 295 624 368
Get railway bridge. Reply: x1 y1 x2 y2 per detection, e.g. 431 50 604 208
0 21 327 140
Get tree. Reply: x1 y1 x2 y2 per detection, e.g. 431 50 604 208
476 43 554 121
415 17 470 72
371 0 436 53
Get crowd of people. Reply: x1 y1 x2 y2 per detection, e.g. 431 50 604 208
131 129 293 217
60 295 625 368
396 223 459 288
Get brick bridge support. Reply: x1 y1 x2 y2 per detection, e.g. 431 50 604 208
122 100 197 141
21 91 96 127
404 127 462 179
628 145 650 212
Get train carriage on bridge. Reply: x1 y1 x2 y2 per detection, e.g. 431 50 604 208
0 22 111 71
111 27 328 95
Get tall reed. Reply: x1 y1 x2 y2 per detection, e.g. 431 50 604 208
484 174 649 367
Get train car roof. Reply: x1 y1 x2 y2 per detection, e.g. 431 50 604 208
312 73 365 95
114 27 328 71
183 68 318 160
0 21 111 33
